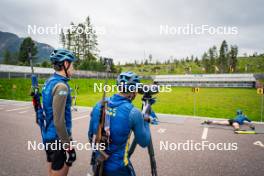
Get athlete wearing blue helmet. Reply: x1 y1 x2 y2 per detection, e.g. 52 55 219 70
236 109 243 115
117 71 140 86
116 71 141 100
202 109 255 131
50 48 76 78
50 48 76 63
88 71 152 175
41 48 77 176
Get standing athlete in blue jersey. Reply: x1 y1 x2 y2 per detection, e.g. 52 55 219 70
202 109 255 131
88 72 152 176
42 49 77 176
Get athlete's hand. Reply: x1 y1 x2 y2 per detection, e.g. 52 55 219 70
149 98 156 105
65 148 76 166
150 116 159 125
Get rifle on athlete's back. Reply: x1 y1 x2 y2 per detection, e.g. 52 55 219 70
29 47 45 136
92 58 113 176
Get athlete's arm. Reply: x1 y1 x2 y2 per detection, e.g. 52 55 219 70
52 83 71 146
244 116 252 123
129 107 150 147
150 110 157 118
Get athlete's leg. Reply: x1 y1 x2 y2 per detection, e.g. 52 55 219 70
50 165 69 176
127 161 136 176
202 120 230 125
243 121 255 130
47 141 70 176
48 162 52 176
232 122 240 131
211 120 230 125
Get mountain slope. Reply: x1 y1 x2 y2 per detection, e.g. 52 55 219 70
0 31 54 63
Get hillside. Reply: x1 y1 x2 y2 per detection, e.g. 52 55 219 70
119 56 264 75
0 31 54 63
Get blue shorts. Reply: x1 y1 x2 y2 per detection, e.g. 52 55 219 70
103 162 136 176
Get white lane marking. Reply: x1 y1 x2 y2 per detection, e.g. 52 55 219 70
157 128 167 134
73 115 88 121
73 109 90 113
6 106 31 112
201 127 208 140
0 104 9 107
19 111 28 114
0 102 31 106
254 141 264 148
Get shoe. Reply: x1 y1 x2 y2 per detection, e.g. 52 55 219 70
202 120 212 125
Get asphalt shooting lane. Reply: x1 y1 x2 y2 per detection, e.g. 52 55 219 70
0 99 263 176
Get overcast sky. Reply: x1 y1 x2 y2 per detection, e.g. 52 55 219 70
0 0 263 64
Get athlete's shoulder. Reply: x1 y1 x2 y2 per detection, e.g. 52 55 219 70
52 83 68 96
130 107 141 116
54 82 68 89
129 107 142 125
44 75 65 88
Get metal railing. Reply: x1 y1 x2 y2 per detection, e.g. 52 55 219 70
0 64 117 79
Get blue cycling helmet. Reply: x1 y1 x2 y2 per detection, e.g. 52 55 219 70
117 72 140 92
236 109 243 115
50 48 76 63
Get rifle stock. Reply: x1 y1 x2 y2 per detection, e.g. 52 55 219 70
92 58 113 176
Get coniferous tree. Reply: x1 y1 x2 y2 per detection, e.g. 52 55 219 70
208 46 217 73
18 37 37 65
202 52 210 73
218 40 229 73
229 45 238 72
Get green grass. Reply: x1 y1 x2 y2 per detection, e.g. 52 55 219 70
0 78 263 121
154 87 262 121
